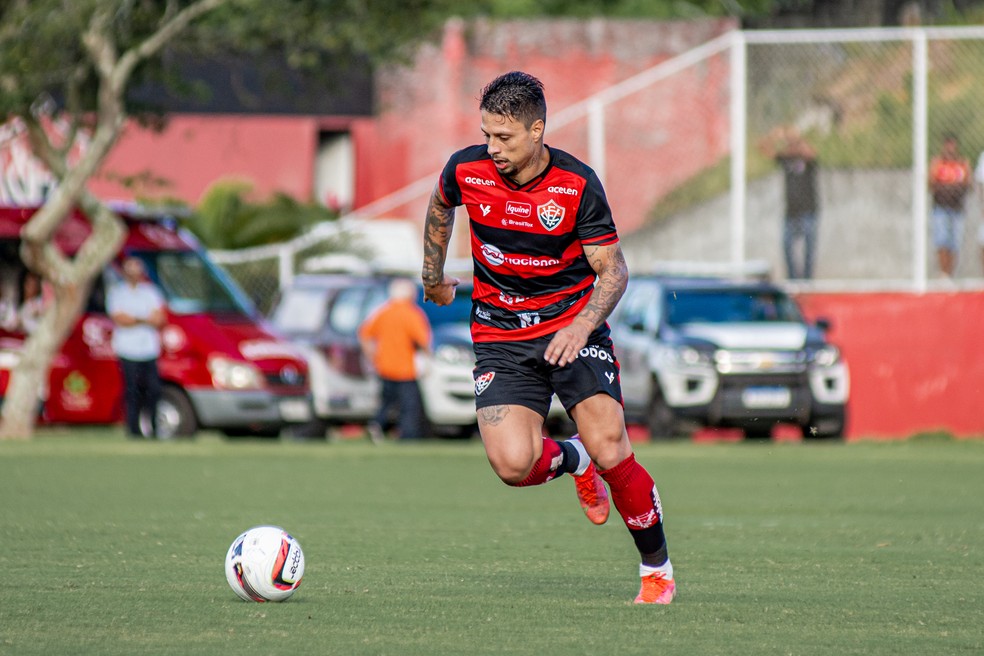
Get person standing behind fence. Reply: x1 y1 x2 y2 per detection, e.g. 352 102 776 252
759 126 820 280
358 277 432 441
107 256 167 439
974 148 984 276
928 133 972 278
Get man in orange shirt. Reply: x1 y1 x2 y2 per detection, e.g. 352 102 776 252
929 133 972 277
359 277 432 440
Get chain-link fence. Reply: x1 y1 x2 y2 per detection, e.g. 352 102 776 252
622 26 984 289
211 26 984 311
211 218 421 315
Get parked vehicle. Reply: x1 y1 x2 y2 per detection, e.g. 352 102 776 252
269 273 477 437
0 205 311 438
609 275 849 440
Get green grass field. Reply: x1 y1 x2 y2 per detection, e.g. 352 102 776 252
1 430 982 656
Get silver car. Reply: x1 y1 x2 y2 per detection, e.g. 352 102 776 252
268 273 478 438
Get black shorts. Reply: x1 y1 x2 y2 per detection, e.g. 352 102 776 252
473 328 623 418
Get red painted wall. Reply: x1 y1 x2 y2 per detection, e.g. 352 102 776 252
73 18 735 231
365 18 736 231
90 114 326 203
796 291 984 439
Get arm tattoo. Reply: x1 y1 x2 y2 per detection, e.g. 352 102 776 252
577 244 628 330
477 405 510 427
422 186 456 286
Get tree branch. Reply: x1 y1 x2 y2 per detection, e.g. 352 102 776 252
115 0 230 86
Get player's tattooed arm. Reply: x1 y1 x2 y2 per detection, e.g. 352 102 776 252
422 184 454 285
422 184 460 304
477 405 510 427
544 243 627 367
577 243 629 330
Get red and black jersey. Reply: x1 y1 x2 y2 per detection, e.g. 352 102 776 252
438 144 619 343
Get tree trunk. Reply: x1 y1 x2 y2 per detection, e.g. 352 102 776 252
0 203 125 440
0 0 226 439
0 283 88 439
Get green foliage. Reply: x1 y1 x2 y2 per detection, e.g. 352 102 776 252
466 0 778 18
184 179 339 250
0 0 455 120
1 434 983 655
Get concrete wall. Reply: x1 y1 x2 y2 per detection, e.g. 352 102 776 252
622 168 984 282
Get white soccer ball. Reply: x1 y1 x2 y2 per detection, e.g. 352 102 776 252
225 525 305 602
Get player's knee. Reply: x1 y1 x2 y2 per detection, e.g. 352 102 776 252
493 461 531 486
580 429 632 470
486 452 535 486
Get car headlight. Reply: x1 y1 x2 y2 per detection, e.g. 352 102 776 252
674 346 712 366
434 343 474 366
207 355 265 390
810 345 840 367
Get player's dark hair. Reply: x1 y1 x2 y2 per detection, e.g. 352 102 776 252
479 71 547 129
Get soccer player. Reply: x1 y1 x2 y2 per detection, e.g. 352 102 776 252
421 71 675 604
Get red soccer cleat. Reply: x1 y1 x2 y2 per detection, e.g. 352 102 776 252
572 462 610 525
634 571 676 605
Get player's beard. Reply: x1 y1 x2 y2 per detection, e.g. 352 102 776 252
493 158 516 178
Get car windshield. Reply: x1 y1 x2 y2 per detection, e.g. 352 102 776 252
665 289 803 325
132 250 255 316
270 287 330 333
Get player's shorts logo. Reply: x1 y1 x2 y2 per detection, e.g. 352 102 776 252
474 371 495 396
537 199 565 231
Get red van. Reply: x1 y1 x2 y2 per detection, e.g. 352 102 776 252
0 204 311 437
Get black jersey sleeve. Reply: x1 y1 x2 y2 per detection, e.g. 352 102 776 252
576 170 619 246
438 150 464 208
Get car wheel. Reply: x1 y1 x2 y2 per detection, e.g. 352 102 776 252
145 386 197 439
646 385 682 441
801 407 846 441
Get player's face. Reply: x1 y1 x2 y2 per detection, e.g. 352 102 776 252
481 111 544 182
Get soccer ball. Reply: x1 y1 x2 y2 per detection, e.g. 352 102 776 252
225 525 305 602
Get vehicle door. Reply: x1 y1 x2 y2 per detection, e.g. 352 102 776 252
611 279 661 411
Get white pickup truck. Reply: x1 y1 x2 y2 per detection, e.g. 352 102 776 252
609 275 849 440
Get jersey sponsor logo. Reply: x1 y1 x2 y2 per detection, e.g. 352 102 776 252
480 243 505 266
537 199 565 231
605 371 615 385
548 185 579 196
505 201 532 217
480 242 560 268
502 218 534 229
475 371 495 395
480 203 492 216
475 307 492 321
465 176 496 187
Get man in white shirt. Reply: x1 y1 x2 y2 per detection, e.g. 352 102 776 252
107 256 166 438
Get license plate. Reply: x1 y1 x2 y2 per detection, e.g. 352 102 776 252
279 398 312 422
741 386 791 409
